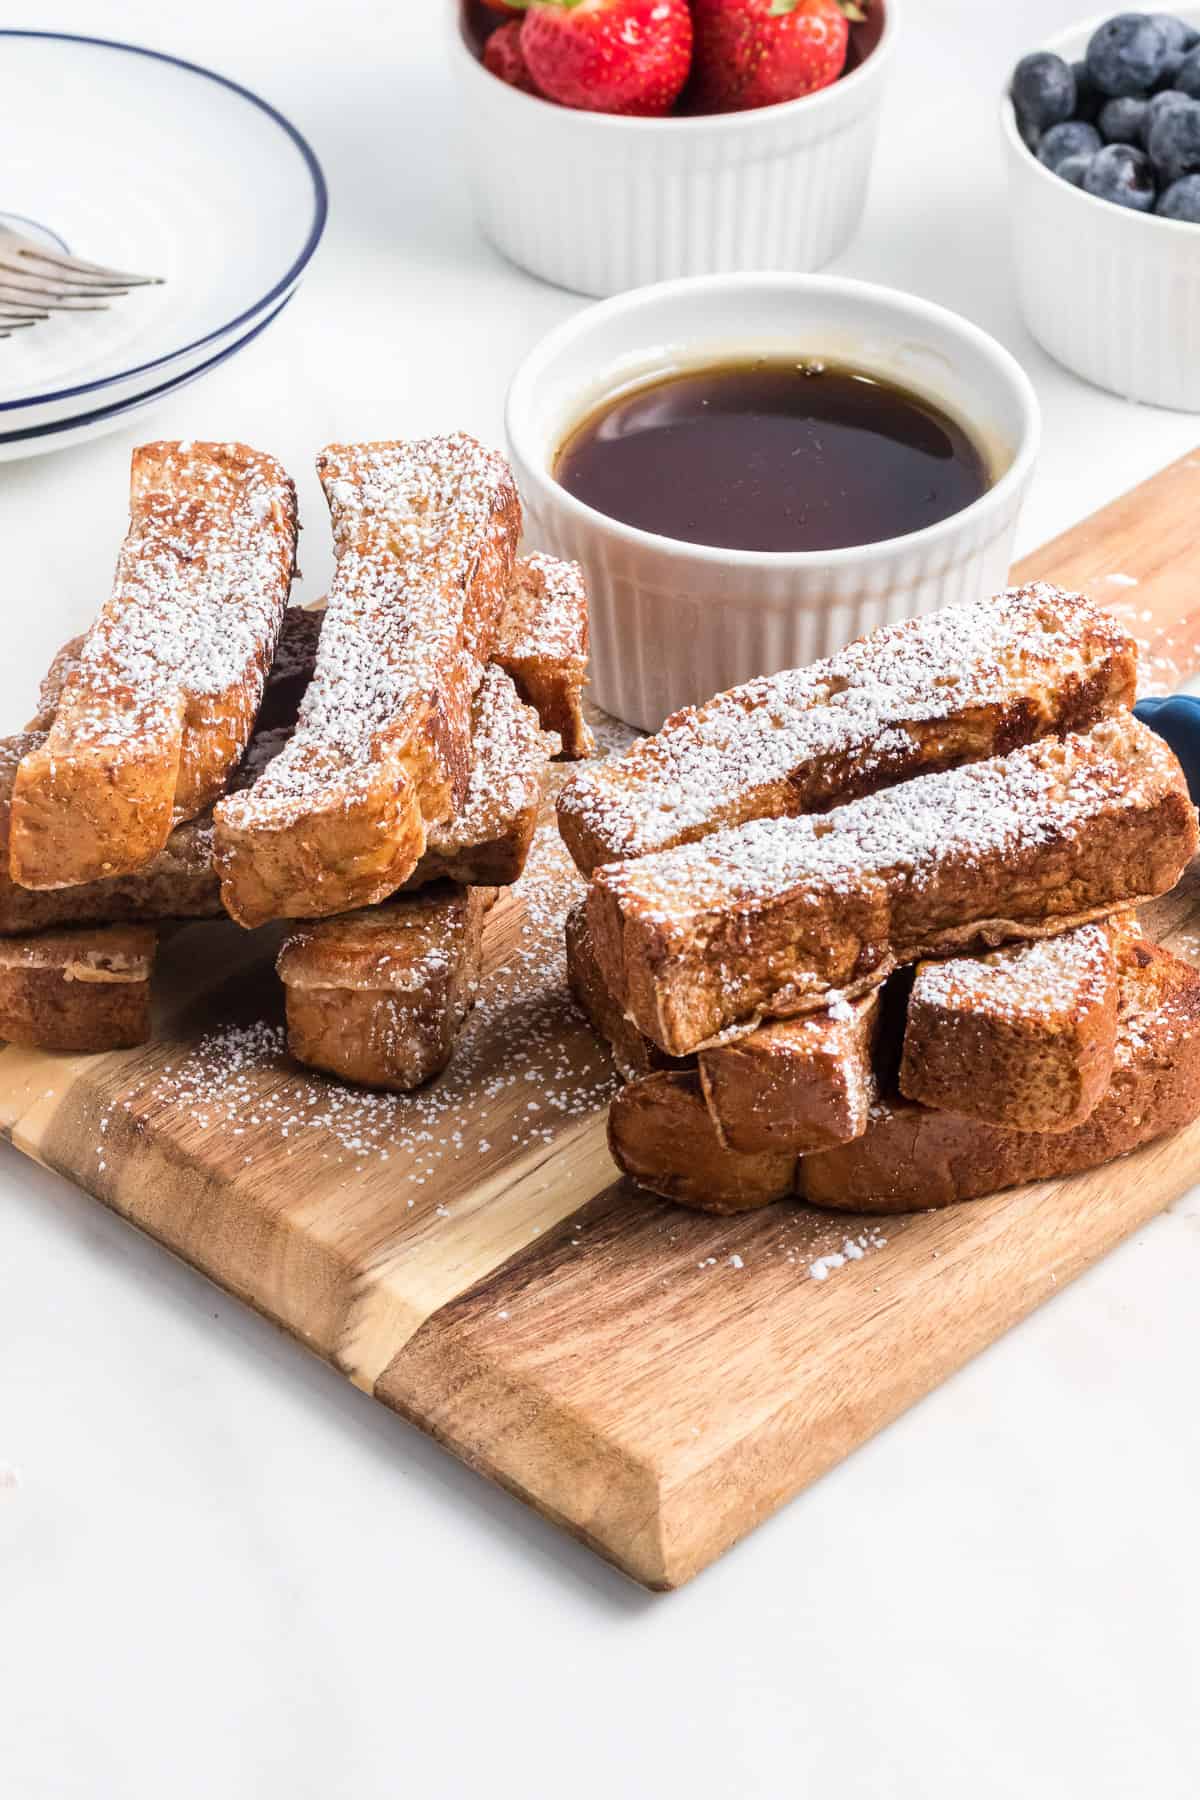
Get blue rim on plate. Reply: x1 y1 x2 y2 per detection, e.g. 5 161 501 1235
0 210 70 252
0 29 327 414
0 289 295 447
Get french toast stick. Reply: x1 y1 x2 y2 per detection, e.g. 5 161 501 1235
214 435 521 927
559 584 1137 875
9 442 297 888
0 924 156 1052
899 919 1129 1133
492 554 593 760
698 992 880 1156
587 716 1197 1057
277 883 494 1092
802 938 1200 1213
608 1071 796 1214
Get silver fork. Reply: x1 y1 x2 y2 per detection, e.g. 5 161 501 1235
0 225 162 338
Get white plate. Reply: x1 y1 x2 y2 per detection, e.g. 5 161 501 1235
0 30 325 429
0 289 294 462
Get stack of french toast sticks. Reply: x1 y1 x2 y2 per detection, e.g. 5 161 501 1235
558 585 1200 1215
0 436 591 1088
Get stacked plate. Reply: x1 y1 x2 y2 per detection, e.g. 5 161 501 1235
0 30 327 460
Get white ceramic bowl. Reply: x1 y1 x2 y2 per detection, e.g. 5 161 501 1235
449 2 898 298
506 273 1040 731
1002 8 1200 410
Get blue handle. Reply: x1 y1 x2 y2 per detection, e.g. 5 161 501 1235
1136 695 1200 803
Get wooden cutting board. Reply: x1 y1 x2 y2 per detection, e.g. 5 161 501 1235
5 451 1200 1592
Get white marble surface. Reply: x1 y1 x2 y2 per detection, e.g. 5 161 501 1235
3 3 1200 1794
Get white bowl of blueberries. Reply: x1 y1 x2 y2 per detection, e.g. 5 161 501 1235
1002 10 1200 409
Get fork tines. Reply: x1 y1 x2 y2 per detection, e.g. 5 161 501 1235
0 225 161 332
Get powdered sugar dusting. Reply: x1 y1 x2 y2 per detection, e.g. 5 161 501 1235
429 665 558 859
599 715 1176 929
809 1230 889 1281
49 441 296 756
913 921 1116 1025
499 555 588 665
560 583 1135 866
220 435 517 832
97 810 618 1188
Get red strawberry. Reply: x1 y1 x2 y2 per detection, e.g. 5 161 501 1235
519 0 693 118
691 0 851 114
484 20 542 93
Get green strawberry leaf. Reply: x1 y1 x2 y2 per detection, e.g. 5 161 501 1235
770 0 869 15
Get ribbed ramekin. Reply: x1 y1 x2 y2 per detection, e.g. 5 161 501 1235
449 1 899 299
1002 8 1200 411
506 273 1040 731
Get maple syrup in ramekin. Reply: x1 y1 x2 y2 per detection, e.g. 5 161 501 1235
554 358 991 554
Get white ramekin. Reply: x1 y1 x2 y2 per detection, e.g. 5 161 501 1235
506 273 1040 731
1002 8 1200 411
449 2 899 298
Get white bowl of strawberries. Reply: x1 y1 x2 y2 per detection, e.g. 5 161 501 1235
451 0 899 297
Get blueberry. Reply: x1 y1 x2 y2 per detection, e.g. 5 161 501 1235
1175 45 1200 96
1087 13 1170 95
1072 57 1104 120
1057 153 1097 187
1017 113 1042 153
1082 141 1158 208
1158 16 1200 52
1011 52 1076 129
1146 86 1193 136
1100 95 1149 142
1156 171 1200 217
1038 119 1103 170
1151 14 1198 53
1147 95 1200 179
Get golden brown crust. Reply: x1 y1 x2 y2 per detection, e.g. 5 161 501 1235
9 442 297 889
801 940 1200 1213
278 884 494 1092
607 1071 795 1214
698 991 879 1155
565 901 685 1082
0 733 221 935
899 920 1127 1133
0 924 156 1052
492 555 593 761
558 583 1137 875
213 436 521 928
587 718 1197 1057
402 667 557 892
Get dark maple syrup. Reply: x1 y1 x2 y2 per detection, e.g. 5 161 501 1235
554 359 992 554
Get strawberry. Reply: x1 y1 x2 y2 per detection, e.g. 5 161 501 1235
518 0 693 118
691 0 852 114
484 20 542 93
